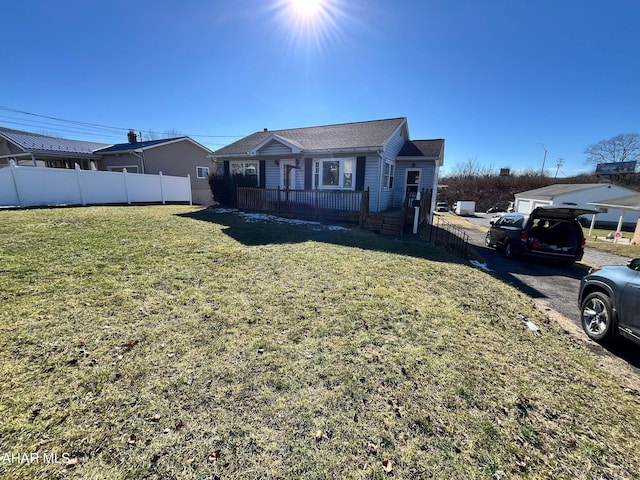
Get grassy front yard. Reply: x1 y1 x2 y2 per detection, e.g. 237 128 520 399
1 206 640 479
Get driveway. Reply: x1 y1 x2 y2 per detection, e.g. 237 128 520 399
450 213 640 372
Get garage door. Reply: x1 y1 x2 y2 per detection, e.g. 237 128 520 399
516 200 530 213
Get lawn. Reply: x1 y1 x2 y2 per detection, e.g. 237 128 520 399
583 227 640 257
1 206 640 479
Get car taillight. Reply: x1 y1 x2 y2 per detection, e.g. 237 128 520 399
520 231 528 241
581 237 586 246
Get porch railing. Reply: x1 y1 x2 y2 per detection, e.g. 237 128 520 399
427 214 470 258
237 187 367 223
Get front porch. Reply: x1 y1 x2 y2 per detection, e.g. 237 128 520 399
237 186 432 236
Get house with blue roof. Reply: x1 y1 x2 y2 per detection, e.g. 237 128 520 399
0 127 214 205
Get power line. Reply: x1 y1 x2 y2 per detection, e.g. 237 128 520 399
0 106 245 140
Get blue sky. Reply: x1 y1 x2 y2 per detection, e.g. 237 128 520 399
3 0 639 176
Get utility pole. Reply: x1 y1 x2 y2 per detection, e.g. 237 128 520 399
555 158 564 178
538 143 547 176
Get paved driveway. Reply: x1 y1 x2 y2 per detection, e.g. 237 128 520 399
452 213 640 370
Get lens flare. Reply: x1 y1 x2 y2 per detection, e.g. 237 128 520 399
272 0 345 55
290 0 325 18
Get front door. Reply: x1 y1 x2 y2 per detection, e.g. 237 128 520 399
280 160 296 190
405 169 420 203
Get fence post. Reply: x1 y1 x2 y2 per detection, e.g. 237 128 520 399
8 161 23 207
187 174 192 206
123 168 131 204
75 164 86 205
159 171 165 204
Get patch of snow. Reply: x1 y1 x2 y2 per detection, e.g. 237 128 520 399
208 208 349 231
525 320 540 333
470 260 493 272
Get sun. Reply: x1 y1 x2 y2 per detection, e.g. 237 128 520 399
271 0 345 54
289 0 325 17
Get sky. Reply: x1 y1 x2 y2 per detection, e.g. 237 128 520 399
3 0 639 177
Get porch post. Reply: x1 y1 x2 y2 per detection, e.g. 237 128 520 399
616 210 625 238
589 214 596 237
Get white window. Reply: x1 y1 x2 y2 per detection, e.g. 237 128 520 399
384 162 394 189
196 166 209 178
230 161 259 186
313 158 355 189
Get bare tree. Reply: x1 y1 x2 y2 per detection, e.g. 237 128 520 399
141 129 183 141
584 133 640 165
450 156 495 178
163 128 183 138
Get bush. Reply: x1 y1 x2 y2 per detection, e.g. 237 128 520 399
208 174 258 206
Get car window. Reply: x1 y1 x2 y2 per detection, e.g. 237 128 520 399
499 216 523 228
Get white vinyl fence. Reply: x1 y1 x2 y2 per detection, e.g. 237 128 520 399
0 163 192 208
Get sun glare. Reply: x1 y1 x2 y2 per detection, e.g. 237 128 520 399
273 0 345 54
290 0 324 18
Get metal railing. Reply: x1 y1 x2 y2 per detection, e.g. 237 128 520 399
427 214 470 258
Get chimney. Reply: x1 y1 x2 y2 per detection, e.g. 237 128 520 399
127 129 137 143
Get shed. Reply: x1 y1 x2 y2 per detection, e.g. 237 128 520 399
514 183 640 226
588 193 640 234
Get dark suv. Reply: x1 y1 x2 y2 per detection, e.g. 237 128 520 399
485 206 598 265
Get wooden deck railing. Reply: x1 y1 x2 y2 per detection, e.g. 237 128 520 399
237 187 367 223
237 186 432 236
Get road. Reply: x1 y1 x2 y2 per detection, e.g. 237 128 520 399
451 213 640 371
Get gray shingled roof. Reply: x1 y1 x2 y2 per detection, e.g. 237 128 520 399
212 118 407 156
398 139 444 158
589 194 640 210
516 183 606 200
0 126 109 156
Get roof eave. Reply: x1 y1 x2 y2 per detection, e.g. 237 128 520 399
210 146 383 159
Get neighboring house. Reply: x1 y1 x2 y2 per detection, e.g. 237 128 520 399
95 133 213 205
514 183 640 226
210 117 444 214
0 126 108 170
0 127 214 205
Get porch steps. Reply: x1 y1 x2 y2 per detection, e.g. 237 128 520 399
362 214 406 236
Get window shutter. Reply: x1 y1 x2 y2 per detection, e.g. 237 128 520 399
355 156 366 191
304 158 313 190
223 161 230 177
259 160 266 188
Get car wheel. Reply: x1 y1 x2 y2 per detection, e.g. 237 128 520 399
485 232 493 247
504 241 515 259
581 292 614 342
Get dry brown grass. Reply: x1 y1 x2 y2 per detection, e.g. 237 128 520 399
1 206 640 479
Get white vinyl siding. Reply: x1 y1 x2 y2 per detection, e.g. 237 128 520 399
376 126 406 211
265 160 280 189
393 160 436 208
258 140 293 156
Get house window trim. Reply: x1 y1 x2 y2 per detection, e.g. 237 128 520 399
313 157 356 190
384 161 395 190
196 166 209 179
229 160 260 184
